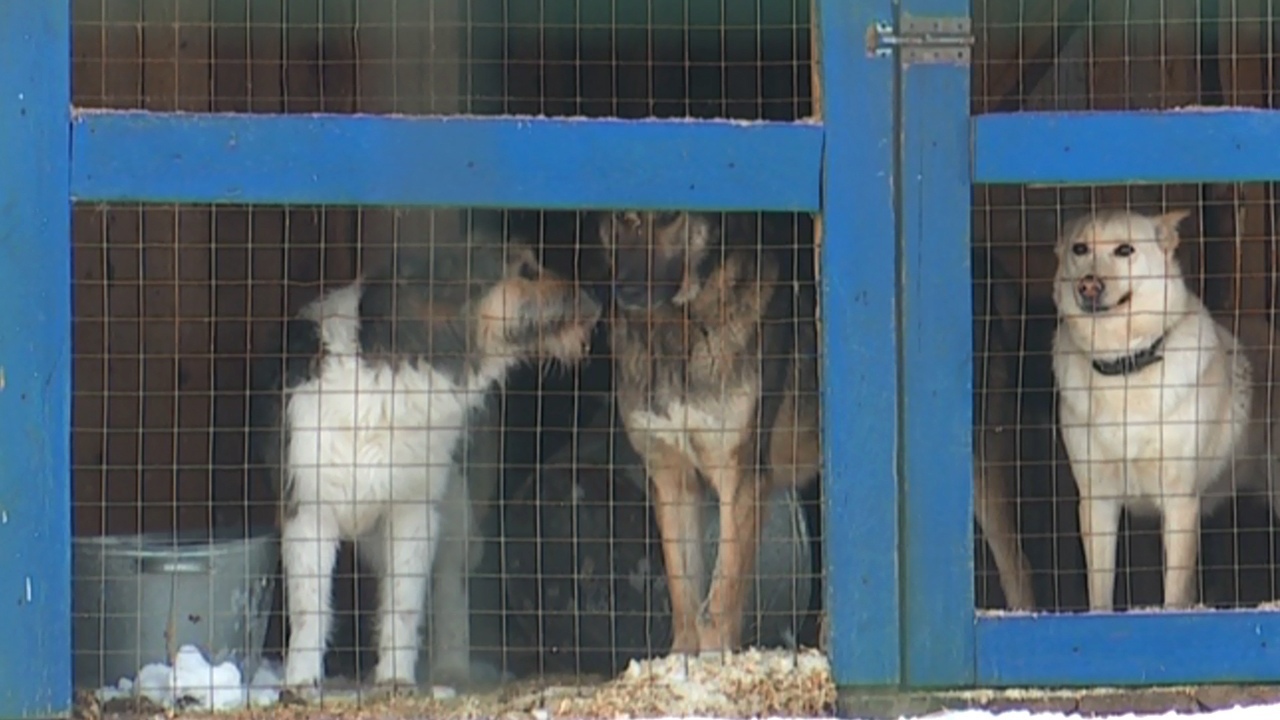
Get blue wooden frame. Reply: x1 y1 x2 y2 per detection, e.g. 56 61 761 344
896 0 1280 692
898 0 976 690
815 0 900 687
913 0 1280 693
0 5 74 717
11 1 1280 716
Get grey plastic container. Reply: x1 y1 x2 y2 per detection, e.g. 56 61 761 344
72 529 279 689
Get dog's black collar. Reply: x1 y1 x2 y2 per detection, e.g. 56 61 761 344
1091 335 1166 377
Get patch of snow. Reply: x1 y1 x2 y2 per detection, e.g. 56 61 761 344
650 705 1280 719
914 707 1280 719
94 645 282 711
1167 104 1272 113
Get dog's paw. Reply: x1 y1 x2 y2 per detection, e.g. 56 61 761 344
276 684 320 706
696 648 733 663
430 685 459 700
669 629 701 656
696 620 741 656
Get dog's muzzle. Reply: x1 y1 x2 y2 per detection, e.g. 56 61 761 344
1074 274 1108 314
613 280 652 308
614 278 682 309
612 251 684 310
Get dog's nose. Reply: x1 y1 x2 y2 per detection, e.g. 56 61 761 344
614 281 649 307
615 211 642 230
1077 274 1104 300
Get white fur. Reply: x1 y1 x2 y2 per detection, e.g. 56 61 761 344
1052 210 1255 610
280 281 496 690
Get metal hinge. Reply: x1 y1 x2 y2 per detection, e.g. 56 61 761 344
867 13 973 65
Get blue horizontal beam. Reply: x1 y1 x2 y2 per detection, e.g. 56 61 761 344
70 110 823 211
974 109 1280 185
977 610 1280 687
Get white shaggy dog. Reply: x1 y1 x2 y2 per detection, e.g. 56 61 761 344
1052 208 1280 611
254 238 600 698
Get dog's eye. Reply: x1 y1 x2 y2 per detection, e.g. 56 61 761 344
1071 243 1089 256
516 261 539 281
1114 244 1135 258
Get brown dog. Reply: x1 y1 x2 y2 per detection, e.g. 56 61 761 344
973 249 1037 610
597 210 821 654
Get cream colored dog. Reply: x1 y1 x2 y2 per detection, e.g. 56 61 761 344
1052 208 1280 611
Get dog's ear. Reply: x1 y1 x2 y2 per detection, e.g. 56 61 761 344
1155 209 1191 252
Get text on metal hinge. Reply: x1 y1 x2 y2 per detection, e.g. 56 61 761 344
866 13 973 65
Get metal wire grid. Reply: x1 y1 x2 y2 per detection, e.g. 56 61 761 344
971 0 1280 614
68 0 822 709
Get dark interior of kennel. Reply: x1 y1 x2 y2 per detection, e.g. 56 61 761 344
67 0 1280 687
71 0 821 681
973 0 1280 611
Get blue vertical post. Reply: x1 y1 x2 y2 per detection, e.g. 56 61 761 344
897 0 977 688
0 3 73 716
816 0 901 687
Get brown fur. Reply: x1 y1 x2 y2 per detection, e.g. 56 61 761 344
598 210 820 654
1220 311 1280 513
973 249 1036 610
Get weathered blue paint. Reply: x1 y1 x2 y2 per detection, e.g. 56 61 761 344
976 611 1280 686
816 0 901 688
897 0 976 689
975 109 1280 184
0 3 73 717
71 111 824 211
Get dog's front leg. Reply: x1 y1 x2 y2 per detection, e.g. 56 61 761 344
1078 492 1121 612
1161 494 1201 609
428 462 474 688
700 463 762 653
371 498 438 694
282 506 341 692
648 452 705 655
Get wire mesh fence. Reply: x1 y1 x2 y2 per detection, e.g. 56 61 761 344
971 0 1280 614
66 0 1280 713
69 1 825 715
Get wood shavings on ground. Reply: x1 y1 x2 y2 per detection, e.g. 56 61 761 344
78 649 834 720
73 672 1280 720
548 648 836 719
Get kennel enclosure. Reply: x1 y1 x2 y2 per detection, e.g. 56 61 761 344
10 0 1280 717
